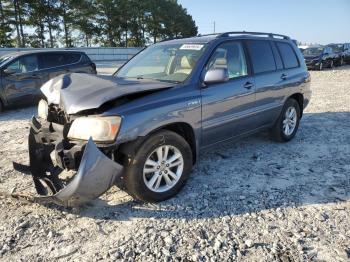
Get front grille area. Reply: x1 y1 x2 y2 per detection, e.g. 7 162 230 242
47 105 69 125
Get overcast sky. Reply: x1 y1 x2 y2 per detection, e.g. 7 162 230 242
178 0 350 44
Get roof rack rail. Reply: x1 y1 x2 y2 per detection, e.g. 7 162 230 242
197 33 221 37
218 31 290 40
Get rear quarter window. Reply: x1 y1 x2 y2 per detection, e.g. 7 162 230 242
276 42 299 69
246 40 276 74
63 53 81 64
81 54 91 63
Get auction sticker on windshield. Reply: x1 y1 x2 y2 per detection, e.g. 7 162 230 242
180 44 204 50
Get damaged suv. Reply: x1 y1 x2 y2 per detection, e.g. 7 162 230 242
15 32 311 206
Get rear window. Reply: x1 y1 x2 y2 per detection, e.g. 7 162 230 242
276 42 299 69
40 52 81 69
246 40 276 74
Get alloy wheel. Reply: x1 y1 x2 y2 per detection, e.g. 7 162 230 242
143 145 184 193
282 106 297 136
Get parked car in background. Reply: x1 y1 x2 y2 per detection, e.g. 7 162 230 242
302 46 337 70
14 32 311 206
327 43 350 66
0 50 96 112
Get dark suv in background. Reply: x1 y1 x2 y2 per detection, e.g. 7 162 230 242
16 32 311 206
0 50 96 112
302 46 337 70
327 43 350 66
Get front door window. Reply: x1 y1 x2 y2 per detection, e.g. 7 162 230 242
6 55 39 73
206 42 248 79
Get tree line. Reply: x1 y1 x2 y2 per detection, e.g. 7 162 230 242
0 0 198 48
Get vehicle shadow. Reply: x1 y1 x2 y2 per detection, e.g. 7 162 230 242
60 111 349 221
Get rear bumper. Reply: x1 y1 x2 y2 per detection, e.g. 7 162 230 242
15 117 123 207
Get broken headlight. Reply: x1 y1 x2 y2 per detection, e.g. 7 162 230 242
38 99 48 119
68 116 121 142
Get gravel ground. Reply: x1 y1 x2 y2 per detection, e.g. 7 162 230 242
0 66 349 261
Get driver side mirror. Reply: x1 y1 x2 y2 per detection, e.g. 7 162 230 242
3 68 16 75
204 68 229 85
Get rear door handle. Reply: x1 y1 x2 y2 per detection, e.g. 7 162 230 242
281 74 287 80
243 82 254 89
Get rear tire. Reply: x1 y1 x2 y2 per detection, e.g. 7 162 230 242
0 100 3 113
271 98 301 142
124 130 193 202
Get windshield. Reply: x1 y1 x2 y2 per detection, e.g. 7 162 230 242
328 44 342 53
116 43 206 83
302 47 323 56
0 56 12 67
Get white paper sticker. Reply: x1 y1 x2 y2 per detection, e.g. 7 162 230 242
180 44 204 50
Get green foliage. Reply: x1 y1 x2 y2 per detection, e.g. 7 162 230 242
0 0 198 48
0 0 14 47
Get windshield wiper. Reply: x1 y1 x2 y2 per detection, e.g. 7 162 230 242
155 79 181 84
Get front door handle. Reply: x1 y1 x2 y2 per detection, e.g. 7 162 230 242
243 82 254 89
281 74 287 80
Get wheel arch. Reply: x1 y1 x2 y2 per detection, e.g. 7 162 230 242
118 122 198 165
288 93 304 117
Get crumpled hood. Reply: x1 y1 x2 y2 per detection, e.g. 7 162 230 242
41 73 174 114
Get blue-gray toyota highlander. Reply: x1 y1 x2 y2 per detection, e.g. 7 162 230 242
14 32 311 206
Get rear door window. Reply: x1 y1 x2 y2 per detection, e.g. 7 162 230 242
246 40 276 74
276 42 299 69
270 42 283 70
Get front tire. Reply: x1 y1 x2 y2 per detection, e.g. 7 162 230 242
124 130 193 202
271 98 301 142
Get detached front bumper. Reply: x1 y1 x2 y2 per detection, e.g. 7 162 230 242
14 117 123 207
